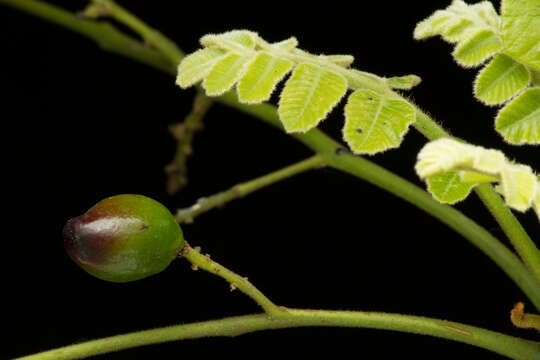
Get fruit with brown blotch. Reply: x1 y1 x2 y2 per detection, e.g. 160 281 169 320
63 194 184 282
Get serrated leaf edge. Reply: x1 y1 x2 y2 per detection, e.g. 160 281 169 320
177 30 421 154
473 54 531 106
278 63 348 133
342 90 416 155
426 172 476 204
452 29 503 68
495 87 540 145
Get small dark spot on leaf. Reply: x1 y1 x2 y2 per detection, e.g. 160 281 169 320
383 122 387 125
140 224 149 230
335 147 347 155
356 128 363 134
367 97 373 101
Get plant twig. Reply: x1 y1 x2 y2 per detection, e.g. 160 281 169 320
87 0 184 63
511 302 540 332
175 155 325 223
4 2 540 358
474 184 540 282
411 101 540 285
180 244 285 317
4 0 540 310
13 311 540 360
5 1 536 284
5 0 540 309
165 92 213 194
0 0 175 74
218 92 540 311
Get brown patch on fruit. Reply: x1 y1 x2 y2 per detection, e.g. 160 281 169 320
63 216 115 266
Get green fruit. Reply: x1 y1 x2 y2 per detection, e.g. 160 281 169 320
63 194 184 282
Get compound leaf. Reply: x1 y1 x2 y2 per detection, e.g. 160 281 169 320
278 63 347 133
177 30 419 151
426 171 476 204
202 53 253 96
496 88 540 144
176 48 226 88
343 90 415 155
474 54 531 105
237 52 293 104
501 0 540 69
452 29 503 67
416 138 538 216
414 1 499 44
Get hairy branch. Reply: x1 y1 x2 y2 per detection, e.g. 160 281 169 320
14 311 540 360
165 92 213 194
181 244 284 316
175 155 325 223
4 1 540 358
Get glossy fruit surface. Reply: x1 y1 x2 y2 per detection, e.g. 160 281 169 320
63 194 184 282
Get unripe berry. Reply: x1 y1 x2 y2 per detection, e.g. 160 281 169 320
63 194 184 282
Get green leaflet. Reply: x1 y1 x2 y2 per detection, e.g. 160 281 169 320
343 90 416 155
272 37 298 50
176 48 226 88
474 54 530 105
470 1 500 29
414 10 454 40
442 18 475 43
319 55 355 67
237 52 293 104
452 29 503 67
500 164 537 211
203 53 253 96
200 30 258 52
278 63 347 133
496 88 540 144
416 138 473 178
386 75 422 90
534 176 540 219
501 0 540 70
426 172 476 204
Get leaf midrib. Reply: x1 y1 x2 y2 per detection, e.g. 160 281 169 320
357 95 385 149
295 65 323 129
478 57 524 96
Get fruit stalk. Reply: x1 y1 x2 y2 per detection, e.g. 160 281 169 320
181 244 284 317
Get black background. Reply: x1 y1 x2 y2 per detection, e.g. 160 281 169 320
2 0 539 359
